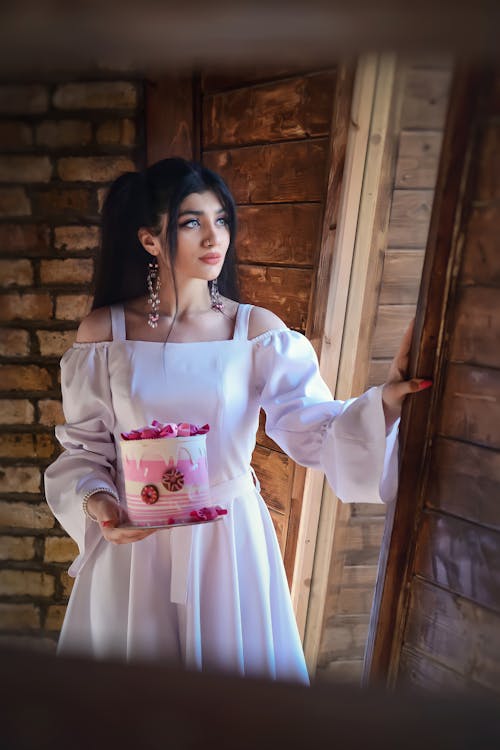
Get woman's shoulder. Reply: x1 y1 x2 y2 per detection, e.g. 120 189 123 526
76 306 113 343
247 305 288 339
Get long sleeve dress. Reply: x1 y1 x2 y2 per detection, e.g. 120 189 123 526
44 303 399 685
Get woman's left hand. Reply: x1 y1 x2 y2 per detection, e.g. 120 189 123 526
381 318 432 429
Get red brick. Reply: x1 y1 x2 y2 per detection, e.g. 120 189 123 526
0 156 52 183
0 293 53 321
96 118 136 146
0 465 40 493
35 119 92 148
53 82 137 110
44 536 78 563
57 156 135 182
0 85 48 114
32 188 92 216
60 571 74 597
0 569 55 597
0 536 36 561
0 433 53 459
45 604 66 631
0 603 40 629
0 501 55 529
0 365 52 391
0 188 31 216
0 328 30 357
40 258 93 285
97 187 108 213
0 223 50 254
38 399 64 426
55 294 92 321
36 330 76 357
0 399 34 425
0 259 34 287
54 225 99 251
0 122 33 148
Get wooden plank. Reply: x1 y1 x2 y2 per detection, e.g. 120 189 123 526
476 123 500 203
395 131 444 189
379 250 425 304
203 140 329 203
237 264 312 330
203 72 335 147
415 511 500 615
439 363 500 450
201 66 323 93
145 75 195 164
367 359 391 387
400 68 453 129
371 304 415 359
427 437 500 532
387 189 434 248
404 578 500 691
460 205 500 287
449 287 500 369
236 204 321 267
251 444 293 515
398 645 474 692
256 411 283 452
268 508 287 555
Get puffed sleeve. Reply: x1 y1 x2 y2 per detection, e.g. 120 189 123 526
44 343 118 575
254 330 399 504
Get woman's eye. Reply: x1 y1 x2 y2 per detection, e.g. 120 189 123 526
181 219 200 228
216 217 228 226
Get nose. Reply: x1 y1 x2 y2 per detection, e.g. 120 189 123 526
203 227 217 247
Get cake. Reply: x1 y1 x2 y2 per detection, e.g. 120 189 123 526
119 421 226 527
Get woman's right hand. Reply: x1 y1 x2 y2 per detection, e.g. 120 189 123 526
87 492 157 544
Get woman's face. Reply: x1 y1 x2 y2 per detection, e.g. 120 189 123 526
171 190 231 283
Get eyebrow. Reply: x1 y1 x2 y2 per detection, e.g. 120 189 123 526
178 207 226 217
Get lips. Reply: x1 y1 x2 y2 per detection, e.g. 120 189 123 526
199 253 222 265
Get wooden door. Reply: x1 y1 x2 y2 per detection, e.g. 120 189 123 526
365 66 500 692
146 67 354 582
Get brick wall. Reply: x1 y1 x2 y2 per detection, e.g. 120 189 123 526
0 78 144 649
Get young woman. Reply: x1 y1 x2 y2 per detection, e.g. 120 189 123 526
44 157 430 684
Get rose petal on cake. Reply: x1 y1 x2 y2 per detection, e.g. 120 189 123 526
215 506 228 516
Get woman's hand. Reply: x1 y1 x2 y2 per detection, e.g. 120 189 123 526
381 318 432 430
87 492 157 544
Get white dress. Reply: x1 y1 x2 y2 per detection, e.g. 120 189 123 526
44 303 399 684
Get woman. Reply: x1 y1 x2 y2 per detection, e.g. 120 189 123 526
44 157 430 684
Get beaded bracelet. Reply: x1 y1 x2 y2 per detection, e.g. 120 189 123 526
82 487 120 522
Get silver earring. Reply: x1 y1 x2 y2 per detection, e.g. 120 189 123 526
147 260 161 328
209 278 224 312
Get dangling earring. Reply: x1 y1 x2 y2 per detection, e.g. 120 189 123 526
209 278 224 312
147 260 161 328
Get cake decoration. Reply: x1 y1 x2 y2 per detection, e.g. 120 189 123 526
141 484 159 504
162 467 185 492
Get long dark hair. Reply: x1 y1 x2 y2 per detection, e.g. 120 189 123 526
93 157 240 309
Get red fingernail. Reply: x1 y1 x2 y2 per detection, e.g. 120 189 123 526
101 520 113 528
418 379 433 390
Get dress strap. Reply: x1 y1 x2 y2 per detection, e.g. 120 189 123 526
109 304 127 341
232 303 254 341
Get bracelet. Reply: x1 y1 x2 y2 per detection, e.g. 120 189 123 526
82 487 120 522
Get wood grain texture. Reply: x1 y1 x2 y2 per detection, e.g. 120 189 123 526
367 359 391 387
203 140 329 203
427 437 500 531
371 304 415 358
379 250 425 304
476 123 500 202
145 75 195 164
201 66 321 93
460 205 500 287
395 131 444 189
400 68 453 129
438 363 500 450
268 508 287 555
236 204 321 267
238 264 312 330
404 579 500 691
387 189 434 248
415 510 500 614
252 444 293 515
203 72 335 147
449 287 500 368
398 645 476 692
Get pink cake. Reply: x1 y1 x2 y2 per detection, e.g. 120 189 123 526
119 422 226 527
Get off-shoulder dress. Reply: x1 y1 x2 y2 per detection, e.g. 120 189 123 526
44 303 399 684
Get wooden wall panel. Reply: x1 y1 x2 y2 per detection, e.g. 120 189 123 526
398 646 476 692
371 304 415 358
438 363 500 450
386 189 434 248
427 438 500 532
238 265 312 331
203 140 329 203
236 204 320 267
394 132 443 189
203 72 335 147
379 250 425 304
400 69 452 129
251 445 293 515
460 206 500 286
415 512 500 614
476 123 500 202
449 287 500 368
